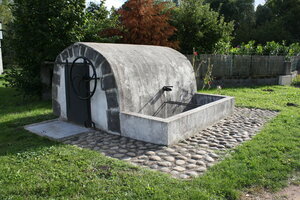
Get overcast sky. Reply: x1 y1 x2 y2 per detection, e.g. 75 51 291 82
87 0 266 10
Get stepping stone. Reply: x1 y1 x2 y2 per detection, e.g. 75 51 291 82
158 161 172 167
126 152 136 157
205 156 214 162
164 156 175 162
196 166 207 172
186 164 197 169
160 167 171 173
146 151 156 156
149 156 161 161
196 161 206 166
191 155 203 160
173 166 186 172
175 160 186 165
186 171 198 177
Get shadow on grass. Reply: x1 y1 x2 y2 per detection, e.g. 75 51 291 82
0 113 58 157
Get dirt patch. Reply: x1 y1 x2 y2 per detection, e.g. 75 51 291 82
241 173 300 200
241 185 300 200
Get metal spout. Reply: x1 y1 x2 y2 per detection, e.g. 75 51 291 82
163 86 173 92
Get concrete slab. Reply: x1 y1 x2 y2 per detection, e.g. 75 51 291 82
24 119 92 141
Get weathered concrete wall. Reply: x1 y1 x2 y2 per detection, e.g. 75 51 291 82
85 43 196 115
53 43 196 135
120 93 234 145
167 94 234 145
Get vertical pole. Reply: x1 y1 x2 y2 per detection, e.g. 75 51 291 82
0 22 3 75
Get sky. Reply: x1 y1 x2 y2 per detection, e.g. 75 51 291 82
87 0 266 10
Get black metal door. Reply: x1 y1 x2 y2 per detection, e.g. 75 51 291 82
65 57 98 128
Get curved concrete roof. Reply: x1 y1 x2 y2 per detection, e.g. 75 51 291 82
56 42 197 114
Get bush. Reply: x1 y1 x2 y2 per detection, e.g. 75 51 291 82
213 40 300 56
172 0 234 54
4 0 86 97
83 2 121 43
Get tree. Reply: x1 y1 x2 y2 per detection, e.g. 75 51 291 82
83 2 120 43
0 0 13 25
0 0 14 66
115 0 179 49
205 0 255 44
5 0 86 97
252 0 300 44
172 0 234 54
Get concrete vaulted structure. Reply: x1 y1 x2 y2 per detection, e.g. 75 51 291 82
52 43 234 145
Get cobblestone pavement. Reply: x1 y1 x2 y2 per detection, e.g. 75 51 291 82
63 107 277 179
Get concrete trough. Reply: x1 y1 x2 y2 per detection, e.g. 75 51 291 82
121 93 234 145
52 42 234 145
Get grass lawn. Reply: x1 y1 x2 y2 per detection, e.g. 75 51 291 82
0 77 299 199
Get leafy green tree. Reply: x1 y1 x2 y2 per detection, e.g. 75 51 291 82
5 0 85 97
0 0 14 66
252 0 300 44
0 0 13 25
255 4 273 26
205 0 255 44
172 0 234 54
83 2 120 42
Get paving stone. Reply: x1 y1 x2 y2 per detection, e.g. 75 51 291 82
158 161 172 167
205 156 214 162
191 155 203 160
186 164 197 169
127 152 136 157
119 149 128 153
164 148 175 152
145 151 156 156
63 107 277 180
150 164 158 169
196 161 206 166
149 156 161 161
164 156 175 162
173 166 186 172
208 153 219 158
175 160 186 165
196 150 207 155
157 152 168 156
187 159 197 164
175 155 188 160
196 167 207 172
186 171 198 177
179 174 190 179
170 170 180 176
113 153 124 158
160 167 171 173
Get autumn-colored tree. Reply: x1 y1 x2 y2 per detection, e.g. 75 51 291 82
114 0 179 49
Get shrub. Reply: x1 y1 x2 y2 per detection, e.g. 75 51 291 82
172 0 234 54
4 0 86 97
213 40 300 56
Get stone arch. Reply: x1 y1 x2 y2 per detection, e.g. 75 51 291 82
52 43 120 133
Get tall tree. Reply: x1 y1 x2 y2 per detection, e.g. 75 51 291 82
83 1 120 42
252 0 300 44
205 0 255 44
172 0 234 54
5 0 86 96
116 0 179 49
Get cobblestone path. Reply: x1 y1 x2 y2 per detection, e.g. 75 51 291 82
64 107 277 179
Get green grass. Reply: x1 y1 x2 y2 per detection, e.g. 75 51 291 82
0 77 300 199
